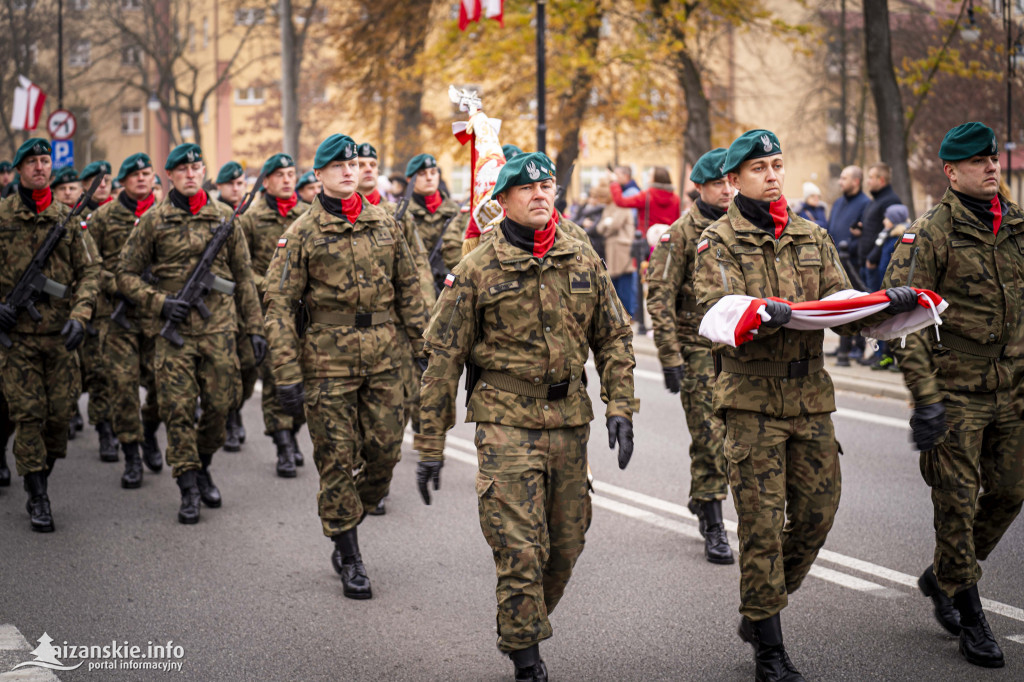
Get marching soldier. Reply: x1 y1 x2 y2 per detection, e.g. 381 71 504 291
414 152 638 681
0 160 14 196
296 170 321 204
51 167 82 208
117 143 266 525
215 161 246 210
152 175 164 203
693 130 917 681
80 161 113 212
0 138 102 531
647 148 734 565
87 152 164 488
404 153 462 280
263 134 430 598
236 153 307 478
885 122 1024 669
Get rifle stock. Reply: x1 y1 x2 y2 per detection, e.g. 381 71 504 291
393 176 416 224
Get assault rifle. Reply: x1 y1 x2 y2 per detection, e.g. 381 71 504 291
428 200 469 295
159 171 265 347
393 173 416 224
109 268 158 330
0 174 104 348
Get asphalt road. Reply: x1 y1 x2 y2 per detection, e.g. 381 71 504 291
1 349 1022 681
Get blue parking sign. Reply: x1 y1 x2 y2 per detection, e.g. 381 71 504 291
51 140 74 170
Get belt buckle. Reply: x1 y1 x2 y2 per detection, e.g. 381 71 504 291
546 381 570 400
354 313 372 327
788 359 809 379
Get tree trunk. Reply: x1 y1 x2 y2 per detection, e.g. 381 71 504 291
391 12 430 168
862 0 915 214
552 8 603 192
279 0 299 158
676 48 712 183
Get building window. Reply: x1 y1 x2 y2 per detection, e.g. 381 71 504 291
121 45 142 66
234 8 265 25
234 86 265 105
202 17 209 48
69 40 91 67
121 107 143 135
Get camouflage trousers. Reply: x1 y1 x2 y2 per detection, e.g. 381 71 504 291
102 322 158 444
259 358 303 434
922 390 1024 597
237 330 258 409
724 409 841 621
155 333 240 477
305 370 405 537
679 346 727 501
80 323 113 425
0 333 81 475
396 326 421 429
474 423 592 654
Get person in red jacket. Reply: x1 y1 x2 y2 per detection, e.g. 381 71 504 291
609 166 682 237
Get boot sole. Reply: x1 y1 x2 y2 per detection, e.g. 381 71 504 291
294 458 304 467
99 454 120 463
121 480 142 489
178 514 200 524
277 469 297 478
343 589 373 600
960 643 1005 668
706 552 736 565
31 523 55 532
200 498 222 508
143 464 163 473
222 444 241 453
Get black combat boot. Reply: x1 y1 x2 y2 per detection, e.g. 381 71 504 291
72 406 84 432
292 426 304 466
236 411 246 444
97 421 119 462
141 420 163 473
271 430 296 478
24 471 54 532
120 442 143 489
688 498 707 538
0 411 12 487
176 470 201 524
196 453 222 508
509 644 548 682
751 615 804 681
223 411 242 452
0 448 10 488
700 500 735 564
953 585 1004 668
331 528 372 599
367 497 386 516
917 565 961 635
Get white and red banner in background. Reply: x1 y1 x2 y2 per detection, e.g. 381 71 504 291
699 289 948 348
10 75 46 131
459 0 504 30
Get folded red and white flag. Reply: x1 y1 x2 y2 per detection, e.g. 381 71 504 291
699 289 947 348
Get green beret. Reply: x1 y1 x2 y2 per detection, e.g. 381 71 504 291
357 143 377 159
13 138 52 168
492 151 557 197
314 134 357 169
112 179 122 190
296 170 316 190
81 160 112 180
723 129 782 174
690 148 728 184
216 161 243 184
940 122 998 162
50 166 79 188
0 160 12 172
153 174 162 186
502 144 523 160
262 153 295 176
165 144 203 171
405 153 437 178
117 153 152 182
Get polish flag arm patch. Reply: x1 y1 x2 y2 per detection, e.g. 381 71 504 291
901 233 916 244
661 233 671 242
80 221 88 230
697 238 710 254
444 273 457 288
277 237 288 248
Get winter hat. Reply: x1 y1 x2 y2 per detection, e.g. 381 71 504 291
885 204 909 225
802 182 822 200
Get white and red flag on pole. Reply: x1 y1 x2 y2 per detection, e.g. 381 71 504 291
699 289 948 348
10 75 46 131
459 0 504 30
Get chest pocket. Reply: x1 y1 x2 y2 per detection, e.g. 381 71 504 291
371 226 395 247
788 241 822 301
308 233 351 288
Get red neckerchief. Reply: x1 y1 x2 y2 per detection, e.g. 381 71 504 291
991 196 1002 235
424 191 443 214
135 193 156 217
532 212 559 258
364 188 381 206
341 193 362 224
99 196 114 206
275 193 298 218
189 190 209 216
769 196 789 239
31 187 53 213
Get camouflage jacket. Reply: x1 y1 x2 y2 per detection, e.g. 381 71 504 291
884 188 1024 407
407 196 460 260
647 208 713 367
413 223 639 461
262 195 431 386
87 196 150 320
441 207 471 270
377 195 436 306
694 201 859 417
116 194 263 337
0 194 102 334
238 194 307 297
479 215 597 259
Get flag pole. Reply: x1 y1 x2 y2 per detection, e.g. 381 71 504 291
536 0 546 153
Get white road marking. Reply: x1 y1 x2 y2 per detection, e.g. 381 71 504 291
807 565 900 597
1007 635 1024 645
0 670 61 681
0 625 60 681
0 626 29 651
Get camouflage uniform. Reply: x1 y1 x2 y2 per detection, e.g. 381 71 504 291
647 209 727 502
441 206 471 270
263 195 430 536
238 195 308 436
80 200 116 431
407 195 460 270
884 188 1024 597
694 203 863 621
0 194 101 475
415 224 638 653
116 195 263 477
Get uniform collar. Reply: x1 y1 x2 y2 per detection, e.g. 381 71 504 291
491 220 579 270
942 187 1024 243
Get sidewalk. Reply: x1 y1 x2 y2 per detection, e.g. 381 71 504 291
631 327 910 402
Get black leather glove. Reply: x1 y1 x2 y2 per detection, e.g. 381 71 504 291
416 460 443 505
161 297 190 323
250 334 268 366
886 286 918 314
910 402 947 451
663 366 682 394
276 382 305 417
415 356 429 373
607 416 634 470
0 302 17 331
61 319 85 351
762 300 791 328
